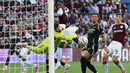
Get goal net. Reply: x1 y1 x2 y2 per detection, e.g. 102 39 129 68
0 0 50 73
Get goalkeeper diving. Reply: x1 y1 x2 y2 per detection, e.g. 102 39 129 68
26 23 77 54
25 23 78 73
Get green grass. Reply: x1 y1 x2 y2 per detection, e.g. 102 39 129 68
0 61 129 73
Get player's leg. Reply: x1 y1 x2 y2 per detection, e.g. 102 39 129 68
81 48 91 60
112 55 126 73
112 43 126 73
19 47 39 72
2 44 16 71
86 60 98 73
24 60 39 72
102 41 114 73
55 47 63 70
18 57 27 73
16 48 28 73
86 46 98 73
80 56 87 73
80 47 94 73
2 50 14 71
55 42 70 73
27 42 47 54
102 52 109 73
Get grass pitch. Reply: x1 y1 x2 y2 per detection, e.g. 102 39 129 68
0 61 129 73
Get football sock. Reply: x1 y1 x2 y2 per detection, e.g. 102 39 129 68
18 58 25 68
80 57 87 73
86 61 97 73
103 61 108 73
5 57 10 66
114 60 124 70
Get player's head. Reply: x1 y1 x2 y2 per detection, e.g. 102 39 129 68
115 13 122 23
90 13 99 24
56 2 62 9
54 23 62 32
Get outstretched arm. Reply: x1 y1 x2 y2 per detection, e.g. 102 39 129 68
54 31 75 41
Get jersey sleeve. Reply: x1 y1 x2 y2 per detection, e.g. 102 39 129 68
124 23 129 30
99 24 105 34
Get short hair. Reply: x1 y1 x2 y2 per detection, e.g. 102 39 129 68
91 13 99 17
116 13 122 16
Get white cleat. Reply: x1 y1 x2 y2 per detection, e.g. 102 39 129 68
55 62 62 70
64 64 70 73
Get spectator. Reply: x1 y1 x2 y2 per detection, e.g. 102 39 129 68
111 3 117 11
109 10 116 24
97 0 106 5
91 3 99 13
100 16 108 29
80 2 88 13
122 4 127 13
69 13 77 25
118 3 123 14
81 14 90 24
104 3 112 14
127 18 130 27
123 9 129 21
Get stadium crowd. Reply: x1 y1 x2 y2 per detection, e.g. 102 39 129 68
0 0 130 49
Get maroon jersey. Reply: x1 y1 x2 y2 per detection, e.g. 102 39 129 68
108 23 128 44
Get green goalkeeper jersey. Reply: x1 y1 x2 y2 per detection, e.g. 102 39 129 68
27 30 75 53
43 30 74 48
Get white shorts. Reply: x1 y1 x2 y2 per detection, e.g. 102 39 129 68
55 47 62 61
20 48 30 59
107 41 122 57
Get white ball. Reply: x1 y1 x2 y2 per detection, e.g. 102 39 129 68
78 36 88 47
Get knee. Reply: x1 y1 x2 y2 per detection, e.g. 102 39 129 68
112 56 118 63
81 50 90 60
80 57 86 62
103 53 109 62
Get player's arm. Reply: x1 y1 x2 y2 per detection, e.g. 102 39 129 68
101 32 107 47
124 23 130 33
55 31 75 41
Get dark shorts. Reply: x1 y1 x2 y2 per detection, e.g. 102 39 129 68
8 50 15 55
8 44 16 50
8 43 19 55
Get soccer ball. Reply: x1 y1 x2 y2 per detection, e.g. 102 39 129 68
78 36 88 48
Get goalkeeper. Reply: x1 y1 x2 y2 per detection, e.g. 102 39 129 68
26 23 76 73
27 23 75 53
